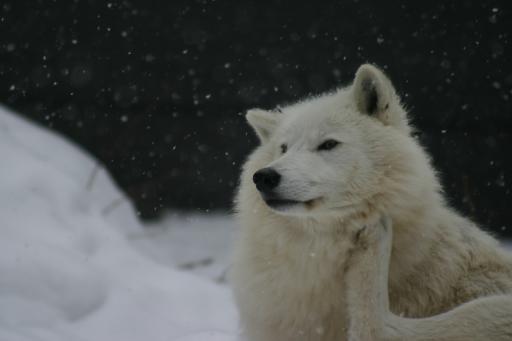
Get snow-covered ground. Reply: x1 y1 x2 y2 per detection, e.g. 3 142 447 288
0 106 238 341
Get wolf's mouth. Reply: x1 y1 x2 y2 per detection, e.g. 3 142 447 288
263 197 319 210
264 198 302 207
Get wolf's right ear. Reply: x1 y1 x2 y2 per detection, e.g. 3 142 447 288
246 109 278 143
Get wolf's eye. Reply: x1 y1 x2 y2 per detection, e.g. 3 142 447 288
317 139 340 151
280 144 287 154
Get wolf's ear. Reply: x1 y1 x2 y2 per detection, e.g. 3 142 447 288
352 64 399 124
246 108 279 143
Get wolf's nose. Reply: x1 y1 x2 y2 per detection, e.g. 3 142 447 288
253 168 281 193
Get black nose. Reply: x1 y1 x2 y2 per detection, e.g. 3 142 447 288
253 168 281 193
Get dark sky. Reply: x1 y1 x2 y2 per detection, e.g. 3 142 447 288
0 0 511 236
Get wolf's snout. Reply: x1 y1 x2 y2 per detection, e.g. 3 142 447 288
253 168 281 193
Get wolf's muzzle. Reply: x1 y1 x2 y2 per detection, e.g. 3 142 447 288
253 168 281 194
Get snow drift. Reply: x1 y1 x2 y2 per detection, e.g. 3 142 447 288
0 106 237 341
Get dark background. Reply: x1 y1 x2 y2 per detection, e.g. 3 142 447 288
0 1 511 237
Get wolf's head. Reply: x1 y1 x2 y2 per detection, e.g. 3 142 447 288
241 64 435 219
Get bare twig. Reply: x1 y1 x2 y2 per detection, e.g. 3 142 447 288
86 162 101 191
178 258 213 270
101 196 127 216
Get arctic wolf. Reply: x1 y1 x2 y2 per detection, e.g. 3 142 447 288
231 64 512 340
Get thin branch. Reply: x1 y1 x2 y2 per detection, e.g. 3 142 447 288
101 196 127 216
178 258 213 270
86 162 101 191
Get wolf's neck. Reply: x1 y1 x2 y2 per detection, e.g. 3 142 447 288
381 136 447 236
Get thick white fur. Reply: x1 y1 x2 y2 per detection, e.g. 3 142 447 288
231 64 512 341
346 216 512 341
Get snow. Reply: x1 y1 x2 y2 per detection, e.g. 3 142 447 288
133 213 236 283
0 106 238 341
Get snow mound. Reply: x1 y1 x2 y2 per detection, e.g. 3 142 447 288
0 106 238 341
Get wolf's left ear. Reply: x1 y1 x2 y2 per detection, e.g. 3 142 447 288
246 108 279 143
352 64 406 128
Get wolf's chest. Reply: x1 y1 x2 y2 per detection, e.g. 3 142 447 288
238 235 353 339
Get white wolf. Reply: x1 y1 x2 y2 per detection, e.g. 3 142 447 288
230 64 512 340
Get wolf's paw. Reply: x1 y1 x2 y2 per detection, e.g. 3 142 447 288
346 214 393 281
352 214 392 252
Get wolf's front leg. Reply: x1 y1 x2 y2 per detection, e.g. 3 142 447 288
345 217 512 341
345 215 393 341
